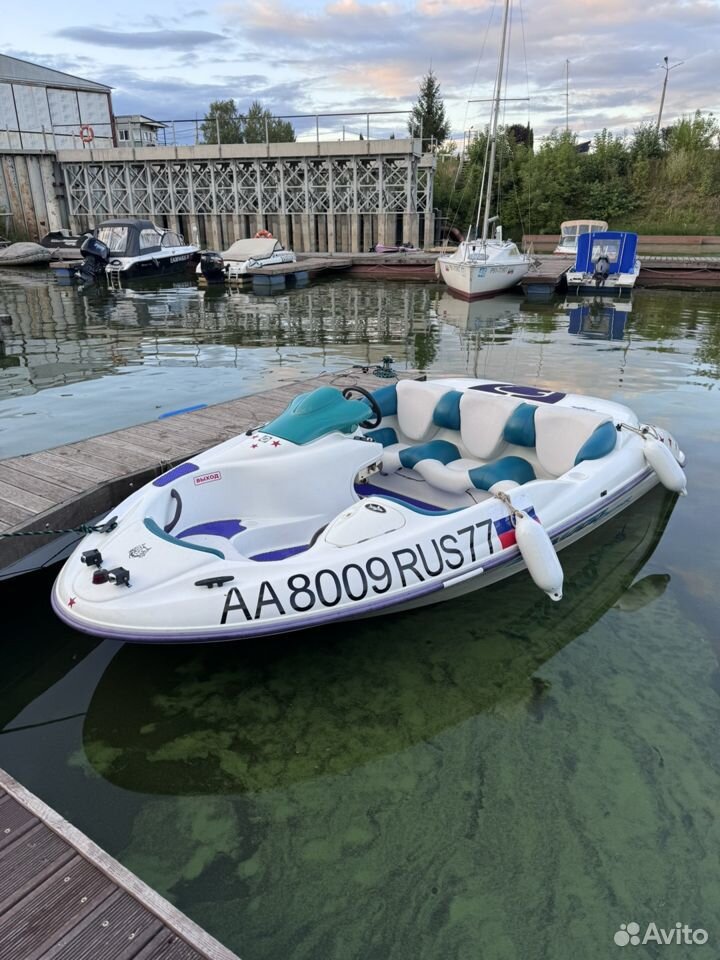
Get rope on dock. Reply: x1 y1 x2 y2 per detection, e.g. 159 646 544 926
0 517 117 539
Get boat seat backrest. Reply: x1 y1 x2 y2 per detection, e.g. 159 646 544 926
396 380 453 442
535 406 616 477
459 391 522 460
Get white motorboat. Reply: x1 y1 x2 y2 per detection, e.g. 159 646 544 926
437 0 532 299
566 231 641 295
197 237 296 283
52 377 686 644
554 219 608 255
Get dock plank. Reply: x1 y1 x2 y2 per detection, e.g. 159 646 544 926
0 823 75 914
0 853 116 960
0 465 78 502
0 794 38 853
0 769 239 960
41 888 164 960
0 496 38 529
0 479 56 515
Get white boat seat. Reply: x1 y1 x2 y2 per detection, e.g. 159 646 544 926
395 380 454 442
535 406 617 477
460 391 523 460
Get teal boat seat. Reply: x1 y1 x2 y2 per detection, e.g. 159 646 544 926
468 456 536 491
264 387 373 444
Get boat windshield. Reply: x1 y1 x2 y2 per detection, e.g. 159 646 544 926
591 239 621 262
97 226 129 253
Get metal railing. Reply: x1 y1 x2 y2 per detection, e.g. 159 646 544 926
0 111 442 152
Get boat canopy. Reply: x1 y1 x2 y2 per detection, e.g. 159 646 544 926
574 231 638 275
223 238 282 260
560 219 608 236
94 219 185 258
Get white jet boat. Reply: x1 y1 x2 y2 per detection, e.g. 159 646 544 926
52 378 687 643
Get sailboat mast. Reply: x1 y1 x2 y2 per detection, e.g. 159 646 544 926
481 0 511 241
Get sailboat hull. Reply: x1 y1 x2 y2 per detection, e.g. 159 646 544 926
438 256 531 300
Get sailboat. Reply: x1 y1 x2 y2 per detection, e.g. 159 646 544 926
437 0 532 300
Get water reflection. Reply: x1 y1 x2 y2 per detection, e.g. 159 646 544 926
434 290 520 332
563 296 631 340
2 273 720 457
82 488 676 796
0 274 440 398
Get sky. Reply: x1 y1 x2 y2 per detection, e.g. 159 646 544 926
4 0 720 144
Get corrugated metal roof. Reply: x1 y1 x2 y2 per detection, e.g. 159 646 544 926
0 54 111 92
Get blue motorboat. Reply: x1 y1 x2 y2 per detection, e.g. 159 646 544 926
566 231 640 296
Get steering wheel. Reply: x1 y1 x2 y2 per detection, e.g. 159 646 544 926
342 385 382 429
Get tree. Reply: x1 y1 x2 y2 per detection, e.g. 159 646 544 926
630 122 664 161
201 100 243 144
666 110 718 152
243 101 295 143
408 69 450 149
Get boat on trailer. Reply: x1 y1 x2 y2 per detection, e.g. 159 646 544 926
52 377 687 644
566 230 640 296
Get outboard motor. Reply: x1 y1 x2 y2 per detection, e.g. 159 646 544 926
200 250 226 284
75 235 110 284
593 255 610 286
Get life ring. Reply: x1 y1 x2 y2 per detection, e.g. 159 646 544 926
79 124 94 144
254 229 273 239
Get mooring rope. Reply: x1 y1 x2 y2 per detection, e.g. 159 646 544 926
0 517 118 539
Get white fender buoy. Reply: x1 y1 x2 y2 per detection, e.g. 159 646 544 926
643 437 687 496
515 512 564 601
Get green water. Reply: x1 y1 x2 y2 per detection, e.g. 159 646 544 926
1 274 720 958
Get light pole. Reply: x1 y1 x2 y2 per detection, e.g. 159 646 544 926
656 56 684 131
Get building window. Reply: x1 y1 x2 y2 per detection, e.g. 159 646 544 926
118 129 129 142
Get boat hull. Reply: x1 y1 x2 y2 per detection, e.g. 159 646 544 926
51 466 660 644
108 251 198 279
438 257 531 299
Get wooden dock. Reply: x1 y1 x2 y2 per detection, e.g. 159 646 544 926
297 251 439 281
0 767 239 960
0 367 406 577
638 256 720 290
520 255 573 297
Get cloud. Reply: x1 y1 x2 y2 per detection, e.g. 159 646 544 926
55 27 231 50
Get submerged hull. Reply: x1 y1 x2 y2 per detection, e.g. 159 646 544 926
52 377 685 644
